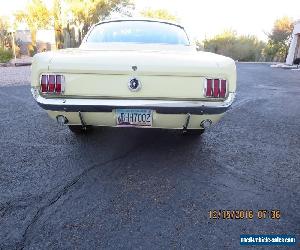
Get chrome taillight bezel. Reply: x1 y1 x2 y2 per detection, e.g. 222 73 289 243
39 74 65 95
204 78 228 99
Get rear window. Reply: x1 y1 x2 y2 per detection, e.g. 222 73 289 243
86 21 190 45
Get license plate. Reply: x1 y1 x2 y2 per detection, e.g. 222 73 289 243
116 109 152 127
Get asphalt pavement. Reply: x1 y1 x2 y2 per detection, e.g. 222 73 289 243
0 63 299 249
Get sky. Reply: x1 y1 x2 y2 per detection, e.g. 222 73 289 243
1 0 299 41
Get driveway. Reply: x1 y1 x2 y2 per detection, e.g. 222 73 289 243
0 64 299 249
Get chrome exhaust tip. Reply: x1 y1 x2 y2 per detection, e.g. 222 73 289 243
200 119 212 129
56 115 68 126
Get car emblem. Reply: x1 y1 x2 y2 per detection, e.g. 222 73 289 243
128 77 141 92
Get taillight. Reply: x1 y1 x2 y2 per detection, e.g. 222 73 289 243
206 79 213 97
56 75 62 93
220 80 227 98
48 75 55 93
205 78 227 98
41 75 48 93
213 79 220 97
40 74 64 94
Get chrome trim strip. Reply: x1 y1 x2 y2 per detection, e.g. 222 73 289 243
31 88 235 115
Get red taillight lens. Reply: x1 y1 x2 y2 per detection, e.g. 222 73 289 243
41 75 48 93
206 79 213 97
213 79 220 97
220 80 227 98
48 75 55 92
205 78 227 98
56 75 62 93
40 74 64 94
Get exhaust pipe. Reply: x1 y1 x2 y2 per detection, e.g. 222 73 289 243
200 119 212 129
56 115 68 126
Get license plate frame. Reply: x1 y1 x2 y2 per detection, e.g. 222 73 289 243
116 109 153 127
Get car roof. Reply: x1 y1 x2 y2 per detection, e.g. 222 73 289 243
94 18 185 30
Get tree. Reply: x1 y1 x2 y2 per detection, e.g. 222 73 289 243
140 8 178 22
53 0 63 49
15 0 51 53
0 16 9 48
66 0 134 40
264 16 294 61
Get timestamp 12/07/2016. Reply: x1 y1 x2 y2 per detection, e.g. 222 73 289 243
209 210 281 220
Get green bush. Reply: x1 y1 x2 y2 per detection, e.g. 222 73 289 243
0 48 13 63
203 31 266 62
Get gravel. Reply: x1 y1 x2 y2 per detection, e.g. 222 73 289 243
0 66 31 86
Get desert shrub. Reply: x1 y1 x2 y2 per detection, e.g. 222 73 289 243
14 45 20 58
27 43 37 57
203 31 266 62
0 48 13 63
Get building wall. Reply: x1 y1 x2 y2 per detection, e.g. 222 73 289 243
296 36 300 58
286 20 300 65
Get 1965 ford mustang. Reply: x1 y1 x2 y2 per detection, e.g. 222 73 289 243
31 19 236 134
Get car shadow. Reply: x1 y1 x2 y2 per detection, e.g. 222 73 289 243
65 126 214 181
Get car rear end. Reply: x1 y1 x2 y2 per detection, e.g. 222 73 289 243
31 66 236 131
31 19 236 133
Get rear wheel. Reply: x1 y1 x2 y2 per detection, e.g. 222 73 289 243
68 125 91 134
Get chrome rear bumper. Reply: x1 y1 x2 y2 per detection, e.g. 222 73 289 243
31 88 235 115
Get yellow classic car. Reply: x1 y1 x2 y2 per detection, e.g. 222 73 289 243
31 19 236 134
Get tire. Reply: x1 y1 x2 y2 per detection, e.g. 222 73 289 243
293 58 300 65
68 125 91 134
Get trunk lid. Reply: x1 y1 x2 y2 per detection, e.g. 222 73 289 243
48 45 234 99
